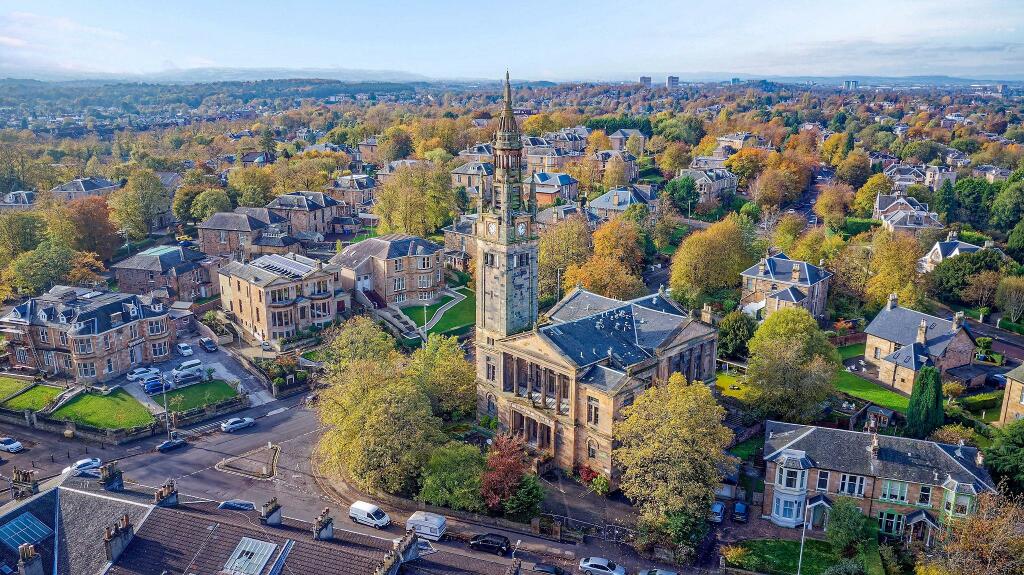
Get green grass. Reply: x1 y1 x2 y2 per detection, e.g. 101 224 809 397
3 385 61 411
833 371 909 413
428 288 476 335
715 372 754 401
351 229 378 242
727 539 838 575
657 225 691 256
301 348 326 362
404 295 456 327
51 389 154 429
0 377 31 400
730 434 764 461
838 343 865 361
161 380 238 413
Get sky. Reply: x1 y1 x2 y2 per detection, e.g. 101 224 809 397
1 0 1022 81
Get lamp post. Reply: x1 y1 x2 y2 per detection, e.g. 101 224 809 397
161 374 172 441
796 500 810 575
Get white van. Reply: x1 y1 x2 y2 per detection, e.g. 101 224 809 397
171 359 202 379
405 511 447 541
348 501 390 529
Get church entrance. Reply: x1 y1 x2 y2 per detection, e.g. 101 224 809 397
511 409 553 452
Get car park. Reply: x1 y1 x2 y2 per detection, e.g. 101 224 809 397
174 372 203 386
176 343 194 356
63 457 102 475
171 359 203 379
198 337 218 352
348 501 391 529
531 564 566 575
156 437 188 452
468 533 511 555
579 557 626 575
220 417 255 432
0 437 23 453
126 367 161 382
733 501 749 523
710 501 725 523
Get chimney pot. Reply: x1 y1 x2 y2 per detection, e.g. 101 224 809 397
887 293 898 310
870 433 879 458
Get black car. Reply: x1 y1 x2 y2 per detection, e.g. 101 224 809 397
175 372 202 386
198 337 218 352
469 533 511 555
532 564 566 575
156 438 187 452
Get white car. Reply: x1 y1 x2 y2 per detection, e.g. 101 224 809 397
176 343 194 356
62 457 102 475
126 367 161 382
220 417 255 432
0 437 23 453
579 557 626 575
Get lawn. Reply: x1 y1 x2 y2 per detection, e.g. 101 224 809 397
0 377 31 400
657 225 690 256
838 342 865 361
715 372 754 401
351 229 378 242
427 288 476 335
404 294 456 327
726 539 838 575
51 389 154 429
161 380 238 413
301 348 326 362
730 434 764 461
3 385 61 411
833 371 909 413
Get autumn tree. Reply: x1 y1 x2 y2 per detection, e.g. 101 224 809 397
418 442 486 512
538 214 592 301
592 217 645 274
322 316 397 375
406 334 476 420
602 156 629 189
670 214 754 304
563 254 647 300
657 142 690 178
564 158 600 198
962 270 1002 311
625 134 645 159
0 211 45 271
228 166 276 207
821 133 848 166
63 197 121 261
852 174 892 217
374 162 457 236
480 434 530 510
665 176 699 216
172 184 204 223
376 126 414 163
724 148 770 189
920 491 1024 575
190 188 232 222
772 212 808 254
585 130 612 155
997 276 1024 323
865 230 925 310
814 183 854 231
836 150 871 189
108 169 170 240
614 373 736 560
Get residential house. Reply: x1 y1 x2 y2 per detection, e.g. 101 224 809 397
331 234 446 307
325 174 376 215
945 149 971 168
997 363 1024 425
529 172 579 205
524 146 573 174
544 127 589 153
218 253 349 345
239 151 276 167
266 191 340 237
676 168 738 204
0 286 176 384
873 191 943 236
762 421 995 546
868 151 899 170
376 159 429 184
924 165 957 190
972 164 1011 183
458 142 494 163
588 185 654 220
535 203 600 233
884 164 927 192
864 294 977 394
49 177 120 202
111 246 223 302
609 128 645 153
0 190 36 212
196 208 300 259
451 161 495 201
442 215 477 272
918 231 998 272
589 149 638 183
690 156 728 170
357 135 379 165
740 254 831 320
716 132 769 155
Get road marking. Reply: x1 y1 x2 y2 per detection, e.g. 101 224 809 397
264 408 288 417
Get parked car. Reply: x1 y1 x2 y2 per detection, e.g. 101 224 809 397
991 373 1008 389
171 359 203 379
220 417 255 432
469 533 511 555
532 564 566 575
174 372 203 386
156 437 187 453
176 343 194 356
260 341 273 352
710 501 725 523
733 501 749 523
126 367 161 382
348 501 391 529
578 557 626 575
144 380 173 395
198 337 218 352
0 437 23 453
63 457 102 475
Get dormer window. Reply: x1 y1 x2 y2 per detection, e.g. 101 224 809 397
37 310 47 322
127 304 138 318
151 303 163 312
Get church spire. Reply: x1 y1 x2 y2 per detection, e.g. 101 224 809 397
496 71 518 137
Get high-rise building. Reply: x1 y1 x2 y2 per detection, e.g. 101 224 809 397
843 80 859 90
638 76 652 88
666 76 679 89
730 77 741 85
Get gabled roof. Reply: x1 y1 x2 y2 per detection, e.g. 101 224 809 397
882 342 932 371
535 204 599 227
531 172 577 187
589 186 650 212
328 174 376 191
111 246 206 274
609 128 644 139
198 211 269 232
764 421 995 493
267 191 338 211
50 177 119 193
875 193 928 213
2 286 168 336
451 161 494 176
220 253 334 287
865 303 968 358
331 234 442 269
769 286 807 303
740 254 830 286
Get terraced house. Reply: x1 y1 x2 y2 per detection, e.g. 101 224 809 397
763 421 995 546
0 286 176 384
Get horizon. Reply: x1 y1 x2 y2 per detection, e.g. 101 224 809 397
1 1 1022 82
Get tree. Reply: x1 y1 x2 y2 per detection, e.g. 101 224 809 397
614 373 736 557
987 421 1024 494
665 176 699 215
1008 219 1024 262
821 133 848 166
0 212 45 270
717 311 757 359
836 150 871 189
1 239 95 295
172 184 204 223
962 270 1003 310
376 126 414 163
563 255 647 300
190 188 232 222
826 497 869 556
724 148 770 189
625 133 645 159
930 250 1004 305
480 434 529 511
228 167 276 207
593 217 645 274
934 180 959 221
866 230 925 311
997 276 1024 323
656 142 690 177
906 366 944 438
503 473 545 521
670 214 754 304
585 130 612 155
954 179 999 230
930 424 976 447
602 156 629 189
374 162 456 236
418 442 485 512
852 174 892 217
538 214 592 301
990 181 1024 231
406 334 476 420
323 316 397 375
773 212 808 254
65 196 120 261
108 169 170 240
814 183 854 231
921 491 1024 575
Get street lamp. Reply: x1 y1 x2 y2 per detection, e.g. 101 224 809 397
796 500 810 575
161 374 172 441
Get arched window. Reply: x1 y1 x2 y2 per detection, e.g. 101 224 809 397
486 394 497 416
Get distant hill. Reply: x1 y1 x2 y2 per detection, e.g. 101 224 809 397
0 66 433 84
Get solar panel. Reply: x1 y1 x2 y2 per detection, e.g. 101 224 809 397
223 537 277 575
0 513 53 551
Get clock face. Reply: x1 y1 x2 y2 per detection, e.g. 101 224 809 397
517 222 527 236
487 222 497 236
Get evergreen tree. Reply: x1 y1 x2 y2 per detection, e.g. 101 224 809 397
906 366 944 438
933 180 958 222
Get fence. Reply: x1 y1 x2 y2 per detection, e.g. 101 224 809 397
829 332 866 347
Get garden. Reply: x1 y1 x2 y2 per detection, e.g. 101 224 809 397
161 380 238 412
51 389 155 429
423 287 476 335
0 376 31 400
3 384 61 411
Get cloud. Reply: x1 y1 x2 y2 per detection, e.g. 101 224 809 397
0 11 132 73
0 35 26 47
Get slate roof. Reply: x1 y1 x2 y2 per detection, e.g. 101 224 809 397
2 286 169 336
232 206 287 226
197 212 269 232
882 342 931 371
531 172 577 187
329 174 376 191
153 171 182 190
875 193 928 213
678 168 737 184
883 210 943 230
769 286 807 303
240 151 276 165
764 421 995 493
931 239 981 259
50 177 119 193
589 186 650 212
267 191 338 211
740 254 830 286
864 304 968 358
331 234 442 269
577 364 630 392
111 246 206 274
590 149 636 163
220 253 331 286
610 128 644 139
536 204 600 227
451 161 494 176
460 143 493 156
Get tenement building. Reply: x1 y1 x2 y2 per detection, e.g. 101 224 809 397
474 74 718 483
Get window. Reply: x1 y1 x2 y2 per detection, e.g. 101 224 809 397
43 352 53 367
880 480 908 503
105 358 114 374
151 342 167 357
776 467 806 489
873 347 881 359
73 338 93 354
103 334 112 350
394 259 404 272
14 348 27 365
129 324 139 340
393 277 406 292
840 474 866 497
147 320 164 336
918 486 932 506
38 328 48 344
485 359 496 382
587 396 600 425
418 275 430 288
436 269 442 282
418 256 429 270
395 293 406 304
219 230 228 244
588 440 598 459
77 362 96 378
516 253 530 267
817 471 830 492
484 252 496 267
745 278 754 291
877 511 905 535
59 332 68 346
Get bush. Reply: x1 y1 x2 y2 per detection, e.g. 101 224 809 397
823 559 866 575
590 474 611 497
930 424 977 446
295 371 308 383
272 377 285 387
827 497 869 556
502 474 545 521
720 544 749 565
961 391 1001 411
578 465 599 483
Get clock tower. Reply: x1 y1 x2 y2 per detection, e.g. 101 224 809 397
475 72 538 382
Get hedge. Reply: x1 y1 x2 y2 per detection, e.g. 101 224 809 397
999 318 1024 335
961 390 1003 411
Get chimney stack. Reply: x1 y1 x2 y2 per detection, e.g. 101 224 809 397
952 311 965 332
103 514 134 563
758 258 767 276
916 319 928 344
313 508 334 541
11 468 38 499
947 230 957 242
260 498 283 526
976 449 985 467
870 433 879 459
887 293 898 311
153 480 178 508
791 263 801 282
100 463 123 492
17 544 43 575
984 240 994 249
701 303 715 325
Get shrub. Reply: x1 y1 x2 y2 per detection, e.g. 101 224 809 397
929 424 976 446
720 544 749 565
578 465 599 484
828 497 869 556
590 474 611 497
502 473 545 521
272 377 285 387
295 371 308 383
823 559 866 575
961 390 1002 411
